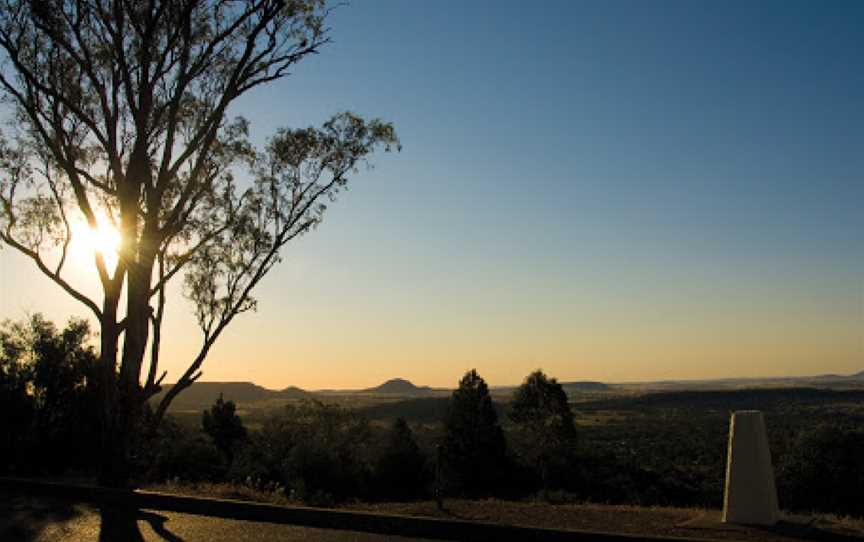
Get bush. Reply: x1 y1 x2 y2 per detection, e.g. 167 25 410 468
778 424 864 517
0 315 100 475
371 418 428 501
0 328 34 473
142 417 227 483
233 400 374 503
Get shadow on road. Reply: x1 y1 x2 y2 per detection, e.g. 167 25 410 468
99 506 184 541
0 492 82 542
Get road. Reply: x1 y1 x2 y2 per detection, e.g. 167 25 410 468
1 494 438 542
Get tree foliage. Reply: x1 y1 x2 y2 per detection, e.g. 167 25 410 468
777 423 864 516
202 392 247 461
238 400 373 503
373 417 427 500
0 0 397 486
509 370 577 492
441 369 507 495
0 314 100 473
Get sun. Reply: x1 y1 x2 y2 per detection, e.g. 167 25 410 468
69 214 121 271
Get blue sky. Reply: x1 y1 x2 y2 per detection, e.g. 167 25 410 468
1 0 861 387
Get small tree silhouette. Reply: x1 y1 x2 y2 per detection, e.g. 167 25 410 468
202 393 247 462
374 417 427 500
0 320 35 472
0 314 99 473
442 369 507 495
509 370 577 496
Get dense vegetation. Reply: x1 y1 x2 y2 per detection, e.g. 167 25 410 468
2 316 863 516
0 316 101 474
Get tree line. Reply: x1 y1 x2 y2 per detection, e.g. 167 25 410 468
1 314 863 516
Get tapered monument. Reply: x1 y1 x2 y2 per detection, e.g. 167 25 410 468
722 410 780 525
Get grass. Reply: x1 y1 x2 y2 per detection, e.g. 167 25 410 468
144 479 294 506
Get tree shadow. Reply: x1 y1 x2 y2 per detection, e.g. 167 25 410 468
0 493 82 542
432 502 490 522
99 506 184 542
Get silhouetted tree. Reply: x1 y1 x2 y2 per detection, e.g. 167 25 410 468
0 0 398 487
142 414 226 483
244 400 373 504
442 369 507 495
509 370 577 495
0 320 35 472
202 393 247 462
373 417 427 500
0 314 99 473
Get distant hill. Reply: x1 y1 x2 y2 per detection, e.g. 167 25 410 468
616 370 864 392
149 381 309 412
560 381 610 392
280 385 310 398
150 377 440 413
580 387 864 413
811 370 864 382
149 370 864 414
362 378 434 395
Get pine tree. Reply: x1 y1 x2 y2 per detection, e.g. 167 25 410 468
442 369 507 495
509 370 577 494
202 393 247 462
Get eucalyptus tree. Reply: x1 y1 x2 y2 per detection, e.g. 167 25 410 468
0 0 398 486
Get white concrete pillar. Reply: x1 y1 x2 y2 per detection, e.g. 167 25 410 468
722 410 780 525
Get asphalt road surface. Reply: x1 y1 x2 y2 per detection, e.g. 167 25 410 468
2 494 438 542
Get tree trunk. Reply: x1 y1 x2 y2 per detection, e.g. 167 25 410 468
98 410 132 488
97 306 129 488
96 149 156 488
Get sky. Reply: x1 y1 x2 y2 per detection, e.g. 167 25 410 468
1 0 862 389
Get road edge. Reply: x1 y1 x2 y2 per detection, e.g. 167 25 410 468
1 477 728 542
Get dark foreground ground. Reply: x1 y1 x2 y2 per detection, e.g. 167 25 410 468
350 501 864 542
3 490 864 542
0 493 434 542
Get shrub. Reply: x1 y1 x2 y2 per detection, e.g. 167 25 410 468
237 400 374 503
0 315 100 474
778 423 864 517
142 417 227 483
372 417 428 500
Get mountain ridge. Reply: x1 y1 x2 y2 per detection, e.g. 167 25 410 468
362 377 433 395
150 371 864 412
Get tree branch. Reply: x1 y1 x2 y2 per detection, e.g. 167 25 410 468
0 231 102 319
